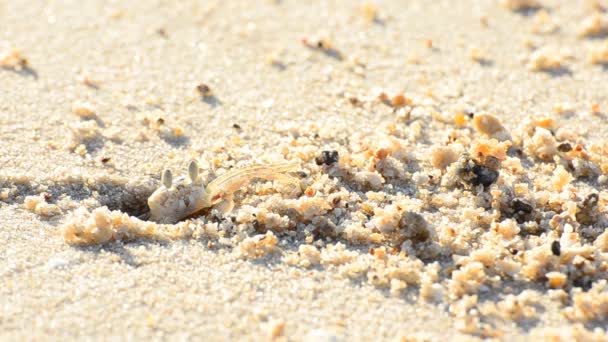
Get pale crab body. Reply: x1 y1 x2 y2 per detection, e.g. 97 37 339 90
147 176 209 223
148 161 300 224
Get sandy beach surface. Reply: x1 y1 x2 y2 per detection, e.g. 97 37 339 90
2 0 608 340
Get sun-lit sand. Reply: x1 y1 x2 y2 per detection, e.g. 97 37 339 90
2 1 608 340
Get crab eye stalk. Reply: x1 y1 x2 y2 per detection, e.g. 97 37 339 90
161 169 173 188
188 160 199 182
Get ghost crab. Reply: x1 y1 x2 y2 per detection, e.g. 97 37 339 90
147 160 301 223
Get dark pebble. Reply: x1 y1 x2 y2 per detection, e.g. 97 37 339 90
196 83 211 96
315 150 339 166
512 199 533 214
551 240 561 256
510 198 534 223
507 146 524 157
576 193 599 225
471 164 499 187
582 193 599 208
557 142 572 152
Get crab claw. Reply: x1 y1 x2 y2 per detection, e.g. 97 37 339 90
188 160 199 183
161 169 173 188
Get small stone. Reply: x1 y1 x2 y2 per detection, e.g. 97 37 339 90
468 46 489 63
46 256 69 269
377 91 389 102
528 47 563 71
473 113 505 137
71 101 97 118
347 94 362 106
576 193 599 225
557 142 572 152
196 83 212 96
589 41 608 65
578 13 608 38
0 48 28 70
315 150 339 166
399 211 430 242
546 271 567 288
449 154 500 189
551 240 561 256
512 199 533 214
468 164 499 187
301 35 342 58
454 112 468 126
156 28 168 38
552 165 572 191
430 146 458 170
374 147 390 160
268 319 285 339
173 126 184 137
509 198 534 223
75 144 87 156
360 2 379 23
390 94 411 107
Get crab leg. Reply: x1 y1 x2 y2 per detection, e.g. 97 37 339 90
204 162 300 203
